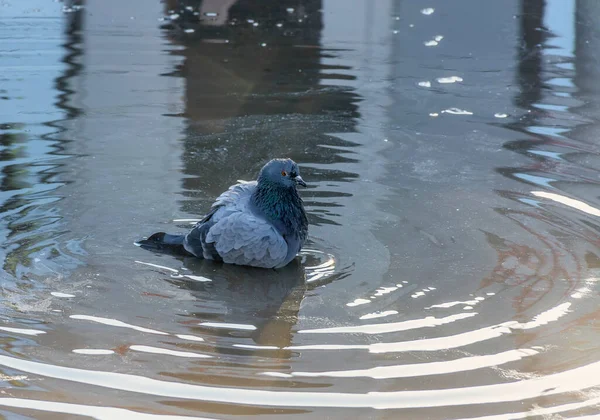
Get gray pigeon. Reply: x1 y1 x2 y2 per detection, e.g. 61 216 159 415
139 158 309 269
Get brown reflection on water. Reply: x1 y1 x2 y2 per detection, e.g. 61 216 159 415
481 224 577 315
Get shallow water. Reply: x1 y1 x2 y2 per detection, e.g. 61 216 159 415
1 0 600 418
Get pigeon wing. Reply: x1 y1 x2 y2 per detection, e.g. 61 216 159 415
184 181 258 258
205 211 288 268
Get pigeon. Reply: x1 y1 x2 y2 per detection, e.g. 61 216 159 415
138 158 309 269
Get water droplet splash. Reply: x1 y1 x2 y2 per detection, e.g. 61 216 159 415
298 247 341 284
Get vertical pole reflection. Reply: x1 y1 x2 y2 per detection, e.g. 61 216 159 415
54 0 85 121
516 0 545 111
497 0 547 172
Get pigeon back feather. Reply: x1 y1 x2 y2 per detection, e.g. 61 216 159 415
183 180 289 268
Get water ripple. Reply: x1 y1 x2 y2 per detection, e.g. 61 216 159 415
298 312 476 334
0 353 598 410
0 397 215 420
70 315 169 335
261 348 540 379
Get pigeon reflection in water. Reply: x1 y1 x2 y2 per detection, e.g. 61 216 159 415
167 257 306 349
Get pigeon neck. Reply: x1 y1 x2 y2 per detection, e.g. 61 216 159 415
251 181 307 238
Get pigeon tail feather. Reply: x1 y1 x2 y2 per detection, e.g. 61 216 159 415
136 232 191 256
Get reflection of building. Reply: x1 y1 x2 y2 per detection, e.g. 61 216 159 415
52 0 187 258
492 0 600 317
0 1 83 278
165 0 330 122
161 0 361 218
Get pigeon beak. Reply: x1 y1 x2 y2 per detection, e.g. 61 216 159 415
294 175 307 187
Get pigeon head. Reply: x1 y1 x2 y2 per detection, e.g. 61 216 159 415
257 158 307 189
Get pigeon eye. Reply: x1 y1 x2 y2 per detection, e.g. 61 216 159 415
281 170 287 177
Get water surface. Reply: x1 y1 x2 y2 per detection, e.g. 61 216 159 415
1 0 600 418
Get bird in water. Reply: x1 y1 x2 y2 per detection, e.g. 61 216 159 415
137 158 308 269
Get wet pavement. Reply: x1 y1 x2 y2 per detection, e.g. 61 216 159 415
1 0 600 418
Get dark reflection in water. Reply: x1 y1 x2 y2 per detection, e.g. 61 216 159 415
0 2 84 297
160 0 361 228
499 0 547 183
169 258 306 348
516 0 545 109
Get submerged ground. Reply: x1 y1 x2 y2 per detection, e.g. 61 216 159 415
1 0 600 418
